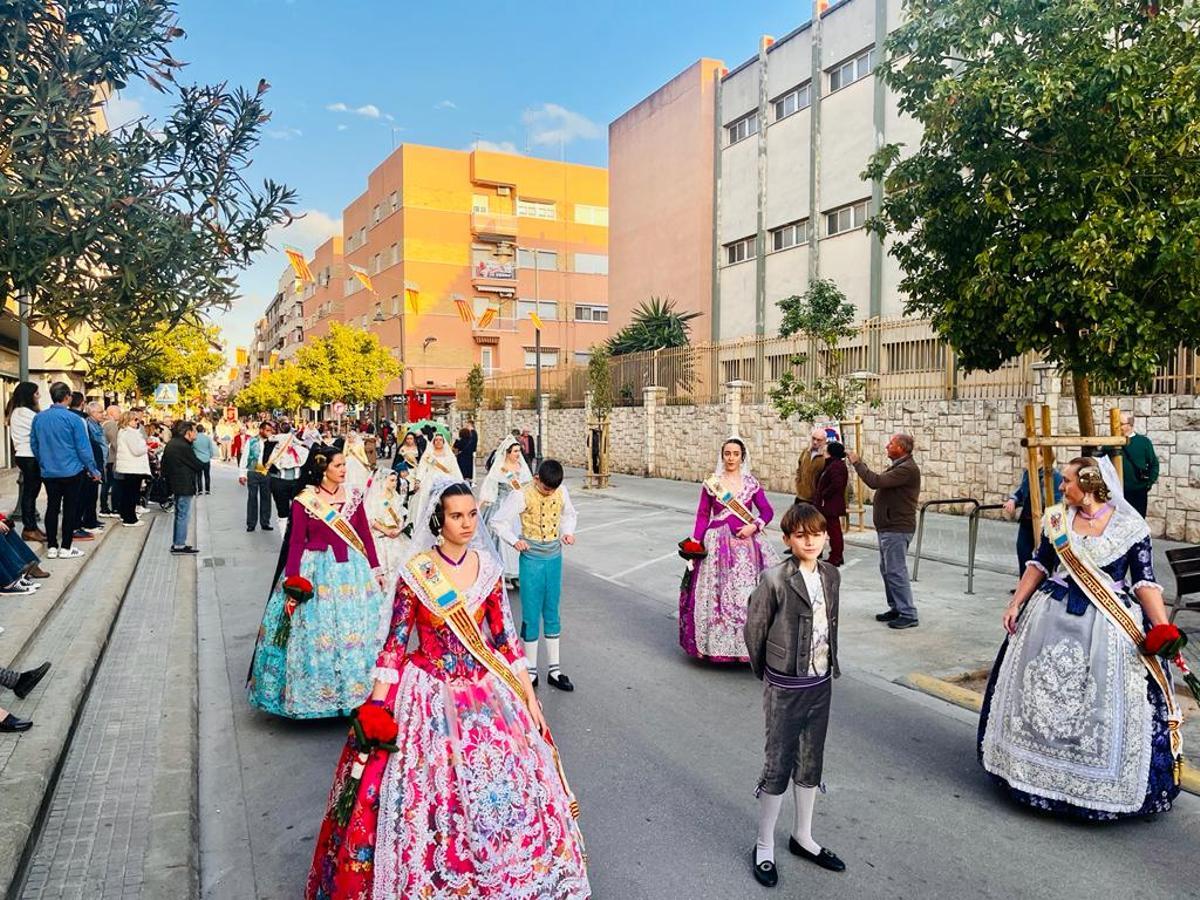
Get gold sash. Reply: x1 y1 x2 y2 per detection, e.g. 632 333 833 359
1043 504 1182 770
373 496 403 533
294 488 371 561
429 454 452 475
404 552 584 827
703 475 756 527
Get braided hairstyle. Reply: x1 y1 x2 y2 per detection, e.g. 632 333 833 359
428 482 476 537
1067 456 1112 503
301 444 341 487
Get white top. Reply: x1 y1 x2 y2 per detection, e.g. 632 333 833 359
8 407 36 457
799 563 830 677
115 426 151 475
491 484 578 546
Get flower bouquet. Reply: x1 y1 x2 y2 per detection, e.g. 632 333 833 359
333 702 400 826
1143 623 1200 704
273 575 314 648
677 538 707 561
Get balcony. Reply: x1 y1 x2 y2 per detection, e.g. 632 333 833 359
471 211 518 242
471 259 517 296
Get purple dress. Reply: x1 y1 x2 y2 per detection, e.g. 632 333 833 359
679 475 778 662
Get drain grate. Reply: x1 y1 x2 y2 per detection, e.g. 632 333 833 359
201 557 227 567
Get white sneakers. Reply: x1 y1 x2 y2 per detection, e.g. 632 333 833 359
121 520 145 528
47 547 85 559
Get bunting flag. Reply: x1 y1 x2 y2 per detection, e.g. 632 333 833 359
529 310 544 331
350 264 375 295
477 306 498 329
284 246 314 284
405 287 421 316
454 297 473 323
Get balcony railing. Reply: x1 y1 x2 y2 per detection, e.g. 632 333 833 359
471 211 518 241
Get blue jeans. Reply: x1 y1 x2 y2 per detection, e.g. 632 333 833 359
173 494 193 547
878 531 917 620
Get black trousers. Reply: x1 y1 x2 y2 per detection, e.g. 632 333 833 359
43 473 84 550
15 456 41 531
100 463 115 513
195 462 211 493
115 474 141 524
269 476 301 520
78 472 100 529
1126 488 1150 518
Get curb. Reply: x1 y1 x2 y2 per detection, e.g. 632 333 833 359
897 670 1200 797
141 551 199 899
0 523 152 898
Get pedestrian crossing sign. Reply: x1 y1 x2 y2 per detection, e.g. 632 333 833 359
153 383 179 406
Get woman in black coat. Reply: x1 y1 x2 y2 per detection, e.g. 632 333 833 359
814 441 849 566
452 426 475 480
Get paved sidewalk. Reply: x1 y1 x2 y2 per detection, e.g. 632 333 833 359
18 512 198 899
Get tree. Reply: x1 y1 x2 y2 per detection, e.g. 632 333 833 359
87 318 224 401
466 364 485 412
587 346 614 420
1 1 296 346
293 322 400 408
768 279 867 424
865 0 1200 436
606 297 701 356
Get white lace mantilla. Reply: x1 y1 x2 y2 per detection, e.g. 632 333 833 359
1066 505 1149 568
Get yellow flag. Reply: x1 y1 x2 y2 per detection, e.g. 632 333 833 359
477 307 497 329
350 265 374 294
405 288 420 315
454 297 473 323
284 246 314 283
529 311 544 331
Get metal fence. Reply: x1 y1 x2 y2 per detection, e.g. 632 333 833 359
459 317 1197 410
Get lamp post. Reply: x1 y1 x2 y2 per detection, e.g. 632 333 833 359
532 248 543 466
373 306 407 418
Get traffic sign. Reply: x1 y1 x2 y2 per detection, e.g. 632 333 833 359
153 383 179 405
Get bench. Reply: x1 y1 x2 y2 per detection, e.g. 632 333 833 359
1165 546 1200 625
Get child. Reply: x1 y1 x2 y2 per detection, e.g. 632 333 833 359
743 502 846 888
492 458 577 691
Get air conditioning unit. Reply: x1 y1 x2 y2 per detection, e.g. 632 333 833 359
497 186 511 196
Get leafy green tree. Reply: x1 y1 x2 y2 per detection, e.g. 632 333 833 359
587 346 613 419
768 279 867 424
606 297 700 356
87 318 224 401
1 0 295 346
865 0 1200 436
466 364 485 411
294 322 400 408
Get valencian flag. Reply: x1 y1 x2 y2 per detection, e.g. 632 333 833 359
284 246 314 284
529 310 544 331
405 287 420 315
350 265 375 294
454 297 473 323
477 306 498 329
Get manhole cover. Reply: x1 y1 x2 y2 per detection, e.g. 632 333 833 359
201 558 227 567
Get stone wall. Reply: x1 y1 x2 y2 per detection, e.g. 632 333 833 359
467 380 1200 542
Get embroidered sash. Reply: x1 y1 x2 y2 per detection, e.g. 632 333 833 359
428 454 452 475
346 442 370 468
404 552 584 827
265 432 300 471
373 497 403 533
294 488 370 561
703 475 756 527
1043 505 1182 768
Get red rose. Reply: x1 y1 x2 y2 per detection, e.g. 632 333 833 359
678 538 707 560
1143 623 1187 658
357 703 398 744
283 575 314 601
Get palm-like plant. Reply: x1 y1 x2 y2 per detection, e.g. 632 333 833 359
606 297 700 356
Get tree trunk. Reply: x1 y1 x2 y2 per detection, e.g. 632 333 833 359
1072 371 1097 456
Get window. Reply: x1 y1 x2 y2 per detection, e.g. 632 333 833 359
481 347 495 376
770 219 812 251
825 199 870 236
524 348 559 369
371 253 381 275
518 248 558 270
345 277 359 295
390 243 399 266
773 83 812 121
573 351 592 365
829 48 876 92
391 294 401 315
517 299 558 320
574 204 608 226
372 204 381 225
573 252 608 275
517 199 556 219
574 304 608 323
725 236 755 265
345 232 355 252
472 193 489 214
389 191 399 212
726 111 759 145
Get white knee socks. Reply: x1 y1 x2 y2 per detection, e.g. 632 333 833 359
792 784 820 854
523 640 539 676
755 790 785 865
546 636 561 677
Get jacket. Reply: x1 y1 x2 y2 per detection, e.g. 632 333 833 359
115 426 151 475
102 418 120 463
852 454 921 533
1010 468 1064 522
161 436 203 495
8 407 36 458
1122 433 1159 491
794 452 826 502
744 555 841 680
30 405 100 479
814 458 849 518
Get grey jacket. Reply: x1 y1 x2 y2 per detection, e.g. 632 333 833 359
744 555 841 680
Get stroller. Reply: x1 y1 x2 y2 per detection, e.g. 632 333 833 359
145 447 175 511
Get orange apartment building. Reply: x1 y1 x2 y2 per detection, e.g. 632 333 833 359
300 236 346 342
338 144 610 417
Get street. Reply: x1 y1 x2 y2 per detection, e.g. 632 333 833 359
195 462 1200 900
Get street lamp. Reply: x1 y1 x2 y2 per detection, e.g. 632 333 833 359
531 247 544 466
373 308 407 420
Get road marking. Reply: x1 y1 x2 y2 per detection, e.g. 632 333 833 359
613 549 680 575
572 510 663 534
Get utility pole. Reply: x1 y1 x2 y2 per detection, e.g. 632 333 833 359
533 248 543 466
18 290 29 382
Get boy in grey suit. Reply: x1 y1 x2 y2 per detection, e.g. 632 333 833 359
744 503 846 888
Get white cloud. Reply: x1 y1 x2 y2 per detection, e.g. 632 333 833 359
435 100 457 110
336 124 349 132
272 208 342 253
472 140 521 155
104 93 146 130
267 126 303 141
326 101 385 119
521 103 601 147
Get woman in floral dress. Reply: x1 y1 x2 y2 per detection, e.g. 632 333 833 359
679 438 778 662
247 447 389 719
307 479 589 899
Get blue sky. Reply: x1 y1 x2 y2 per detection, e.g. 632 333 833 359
110 0 807 356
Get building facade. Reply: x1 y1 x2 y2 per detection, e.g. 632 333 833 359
300 236 345 342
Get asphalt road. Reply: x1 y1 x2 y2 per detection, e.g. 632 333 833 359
196 465 1200 900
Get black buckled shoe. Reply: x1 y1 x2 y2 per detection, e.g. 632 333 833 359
14 661 50 699
788 838 846 872
875 609 900 622
0 712 33 732
751 849 778 887
547 672 575 692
